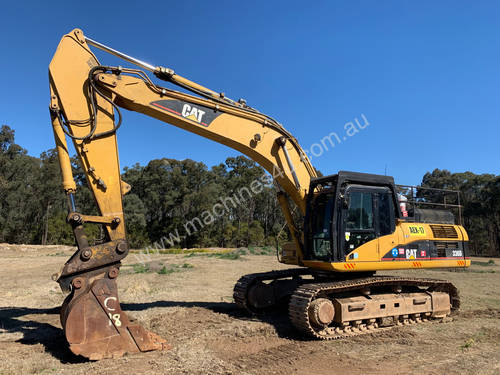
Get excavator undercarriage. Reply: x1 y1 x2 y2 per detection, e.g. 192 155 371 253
234 270 459 340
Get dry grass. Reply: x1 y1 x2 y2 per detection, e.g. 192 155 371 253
0 244 499 375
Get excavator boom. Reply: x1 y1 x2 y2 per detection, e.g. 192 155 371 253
49 28 316 359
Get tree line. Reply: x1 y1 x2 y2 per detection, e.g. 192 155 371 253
0 125 286 249
0 125 498 256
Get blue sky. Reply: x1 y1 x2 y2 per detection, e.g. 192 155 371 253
0 1 498 185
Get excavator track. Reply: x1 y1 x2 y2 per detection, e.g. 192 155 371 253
234 271 459 340
233 268 311 313
289 276 459 340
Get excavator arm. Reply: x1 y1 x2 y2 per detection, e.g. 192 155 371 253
49 29 316 359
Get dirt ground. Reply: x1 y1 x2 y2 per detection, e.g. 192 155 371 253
0 244 499 375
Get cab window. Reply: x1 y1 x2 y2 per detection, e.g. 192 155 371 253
378 191 395 236
346 192 373 230
310 193 334 260
343 190 376 255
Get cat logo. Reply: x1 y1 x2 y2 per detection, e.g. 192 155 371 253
406 248 417 259
151 99 222 127
182 104 205 124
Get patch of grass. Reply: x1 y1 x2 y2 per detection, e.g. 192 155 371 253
430 268 495 274
463 269 495 274
460 338 475 350
460 327 489 351
184 248 246 260
157 262 194 275
259 246 275 255
471 259 496 267
213 251 242 260
132 263 150 273
180 246 275 259
209 248 249 260
47 251 65 256
131 248 229 255
248 246 275 255
158 266 175 275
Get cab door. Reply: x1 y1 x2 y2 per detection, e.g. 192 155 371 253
308 192 335 261
341 188 376 257
340 186 395 259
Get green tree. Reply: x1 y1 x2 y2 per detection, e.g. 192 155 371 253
421 169 499 256
123 193 148 248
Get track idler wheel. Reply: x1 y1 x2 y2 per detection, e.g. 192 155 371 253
60 266 169 360
308 298 335 328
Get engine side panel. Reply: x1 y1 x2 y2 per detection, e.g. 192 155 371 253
302 222 470 272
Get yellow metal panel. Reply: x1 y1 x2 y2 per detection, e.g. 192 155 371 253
303 258 470 272
343 221 468 271
49 29 126 241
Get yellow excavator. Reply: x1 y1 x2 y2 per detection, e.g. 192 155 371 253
48 29 470 360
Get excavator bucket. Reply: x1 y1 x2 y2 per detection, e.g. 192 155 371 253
60 267 169 360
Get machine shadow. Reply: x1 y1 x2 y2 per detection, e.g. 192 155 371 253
0 300 302 363
0 306 86 364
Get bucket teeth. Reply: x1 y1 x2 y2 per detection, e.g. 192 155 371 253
60 271 169 360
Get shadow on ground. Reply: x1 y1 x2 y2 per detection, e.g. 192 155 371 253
0 306 86 364
0 299 300 363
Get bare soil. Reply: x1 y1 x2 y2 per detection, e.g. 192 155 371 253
0 243 499 375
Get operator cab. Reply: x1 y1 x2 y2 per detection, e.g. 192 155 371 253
304 171 400 262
